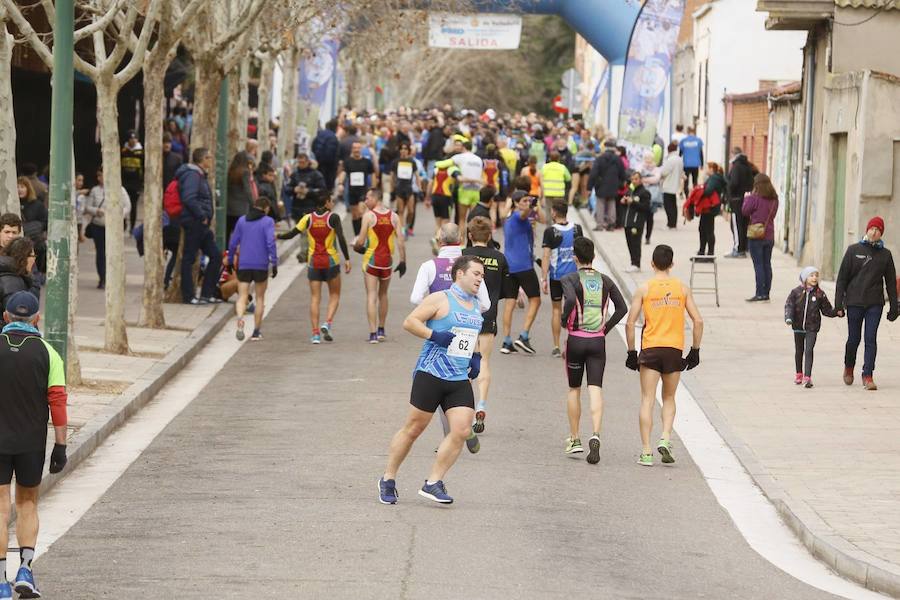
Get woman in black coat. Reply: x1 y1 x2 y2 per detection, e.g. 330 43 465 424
0 237 39 309
17 177 47 274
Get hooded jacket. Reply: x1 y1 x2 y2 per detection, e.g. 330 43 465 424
226 207 277 271
835 240 898 310
784 285 837 332
0 256 39 309
175 163 213 225
727 154 756 202
623 184 651 229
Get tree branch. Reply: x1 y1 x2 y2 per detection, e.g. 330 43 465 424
0 0 53 68
104 1 139 75
211 0 266 51
114 0 162 86
73 0 128 42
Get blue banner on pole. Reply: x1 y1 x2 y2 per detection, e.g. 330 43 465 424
618 0 684 150
589 66 610 113
299 38 339 107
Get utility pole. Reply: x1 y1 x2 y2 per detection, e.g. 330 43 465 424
215 76 229 250
44 0 74 361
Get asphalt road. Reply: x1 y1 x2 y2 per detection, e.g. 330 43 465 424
35 209 838 599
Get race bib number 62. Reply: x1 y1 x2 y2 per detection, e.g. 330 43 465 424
446 327 477 359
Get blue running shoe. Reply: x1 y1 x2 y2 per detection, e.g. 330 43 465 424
418 480 453 504
14 566 40 599
376 327 386 342
378 477 398 504
0 581 12 600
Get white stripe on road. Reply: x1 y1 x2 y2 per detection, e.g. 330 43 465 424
10 258 306 574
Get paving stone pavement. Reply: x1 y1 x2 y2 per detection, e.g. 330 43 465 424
579 207 900 581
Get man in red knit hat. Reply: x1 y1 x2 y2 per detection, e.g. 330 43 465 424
834 216 898 390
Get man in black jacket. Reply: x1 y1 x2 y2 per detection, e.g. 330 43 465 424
312 119 339 192
175 147 222 305
725 149 757 258
622 171 652 272
587 140 626 231
834 216 898 390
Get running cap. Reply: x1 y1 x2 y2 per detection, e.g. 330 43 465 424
799 266 819 284
5 291 39 318
867 216 884 234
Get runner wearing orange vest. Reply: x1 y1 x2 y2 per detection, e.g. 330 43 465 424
624 244 704 467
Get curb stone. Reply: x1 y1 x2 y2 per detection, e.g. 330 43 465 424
15 234 303 519
575 207 900 598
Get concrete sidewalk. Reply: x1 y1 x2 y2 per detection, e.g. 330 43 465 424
578 207 900 596
34 222 302 500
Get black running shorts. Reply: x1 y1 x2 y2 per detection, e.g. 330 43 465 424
639 347 685 374
410 371 474 414
237 269 268 283
565 335 607 388
0 450 46 487
503 269 541 299
432 195 451 220
308 265 341 282
549 279 564 302
480 318 497 336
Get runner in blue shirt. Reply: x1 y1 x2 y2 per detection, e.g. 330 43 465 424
678 126 704 195
541 200 583 357
500 190 546 355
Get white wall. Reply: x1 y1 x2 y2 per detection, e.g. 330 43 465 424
694 0 806 164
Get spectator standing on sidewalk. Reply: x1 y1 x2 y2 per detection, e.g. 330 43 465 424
622 171 651 272
659 142 683 230
678 127 704 196
785 266 840 388
17 177 47 275
19 164 48 207
640 152 662 245
687 162 725 256
742 174 779 302
312 119 340 192
0 213 22 252
0 238 39 308
226 151 257 242
725 148 757 258
587 140 626 232
162 134 183 188
0 291 69 600
121 130 144 232
83 168 131 289
835 216 898 390
175 148 222 305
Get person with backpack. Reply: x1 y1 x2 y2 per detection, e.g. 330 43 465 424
174 147 222 305
683 163 725 256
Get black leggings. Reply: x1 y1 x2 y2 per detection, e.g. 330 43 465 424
645 210 654 242
794 331 818 377
698 213 715 255
625 225 643 267
663 193 678 228
565 335 607 387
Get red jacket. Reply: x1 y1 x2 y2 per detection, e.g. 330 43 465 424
684 185 720 219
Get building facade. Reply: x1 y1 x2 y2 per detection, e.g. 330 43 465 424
758 0 900 277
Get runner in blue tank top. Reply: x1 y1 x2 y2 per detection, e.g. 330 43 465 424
380 255 485 506
541 200 583 357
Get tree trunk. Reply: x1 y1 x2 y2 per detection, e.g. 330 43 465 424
227 69 241 160
190 58 223 155
139 55 169 328
238 55 249 149
276 48 299 170
96 81 130 354
67 172 82 385
256 52 274 146
0 19 18 215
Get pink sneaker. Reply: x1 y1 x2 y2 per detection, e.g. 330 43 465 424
803 376 813 388
794 372 803 385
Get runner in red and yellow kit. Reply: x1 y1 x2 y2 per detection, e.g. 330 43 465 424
427 161 459 254
354 188 407 343
625 245 704 467
278 193 351 344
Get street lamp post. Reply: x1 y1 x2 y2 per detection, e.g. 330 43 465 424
44 0 74 361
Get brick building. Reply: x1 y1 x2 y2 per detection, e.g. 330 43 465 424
723 83 791 172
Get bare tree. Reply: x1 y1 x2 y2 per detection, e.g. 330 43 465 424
139 0 207 329
0 5 17 214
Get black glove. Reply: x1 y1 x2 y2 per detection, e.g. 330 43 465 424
395 261 407 277
49 443 67 474
353 243 366 255
888 309 899 322
625 350 639 371
468 352 482 380
429 329 455 348
277 232 290 240
684 347 700 370
271 265 278 279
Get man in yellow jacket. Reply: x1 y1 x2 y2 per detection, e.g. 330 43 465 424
541 151 572 223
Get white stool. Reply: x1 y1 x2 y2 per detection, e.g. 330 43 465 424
689 255 719 307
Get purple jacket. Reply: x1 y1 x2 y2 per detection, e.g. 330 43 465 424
742 194 779 241
227 208 277 270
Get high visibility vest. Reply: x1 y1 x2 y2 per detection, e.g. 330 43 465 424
541 161 570 198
